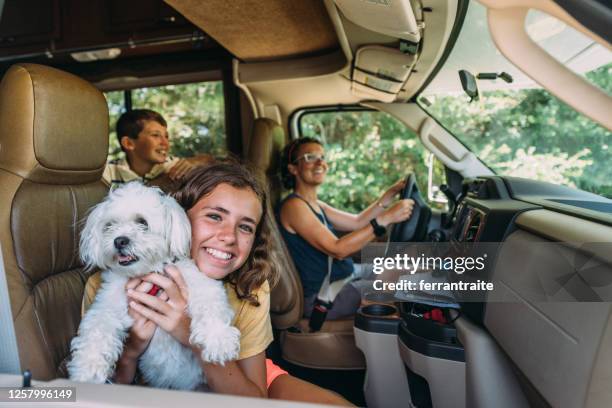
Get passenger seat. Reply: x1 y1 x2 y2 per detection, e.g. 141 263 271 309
0 64 109 380
246 118 365 369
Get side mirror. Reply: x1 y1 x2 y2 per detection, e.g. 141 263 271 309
459 70 479 102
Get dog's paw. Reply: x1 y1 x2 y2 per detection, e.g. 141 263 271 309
68 360 112 384
195 326 241 365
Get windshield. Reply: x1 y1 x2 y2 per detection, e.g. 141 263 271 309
418 2 612 198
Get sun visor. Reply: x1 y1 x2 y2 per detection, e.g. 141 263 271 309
351 45 417 102
334 0 421 43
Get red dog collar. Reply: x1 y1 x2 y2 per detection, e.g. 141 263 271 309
147 284 162 297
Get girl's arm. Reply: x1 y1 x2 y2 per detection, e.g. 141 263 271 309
126 268 268 397
280 196 414 259
320 179 406 231
114 279 164 384
196 351 267 398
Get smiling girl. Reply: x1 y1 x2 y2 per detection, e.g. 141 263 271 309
82 162 351 405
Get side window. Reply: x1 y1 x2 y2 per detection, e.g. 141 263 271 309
104 81 226 161
300 110 445 212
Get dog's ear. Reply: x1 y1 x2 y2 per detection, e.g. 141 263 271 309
79 200 106 270
164 196 192 257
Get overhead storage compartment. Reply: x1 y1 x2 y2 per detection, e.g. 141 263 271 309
334 0 421 43
352 45 417 102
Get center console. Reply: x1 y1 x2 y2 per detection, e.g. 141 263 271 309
354 177 533 407
354 300 465 408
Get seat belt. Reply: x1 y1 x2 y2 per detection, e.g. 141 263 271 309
308 213 355 332
0 242 22 375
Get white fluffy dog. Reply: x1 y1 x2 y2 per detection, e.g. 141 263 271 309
68 182 240 390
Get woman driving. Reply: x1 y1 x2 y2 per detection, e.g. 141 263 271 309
279 137 414 320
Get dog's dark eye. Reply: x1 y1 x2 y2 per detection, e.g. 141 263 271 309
136 217 148 229
103 222 112 231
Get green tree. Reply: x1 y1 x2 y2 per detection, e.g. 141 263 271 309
105 81 226 161
422 63 612 198
302 111 445 212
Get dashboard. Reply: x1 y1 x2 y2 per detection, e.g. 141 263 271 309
447 176 612 244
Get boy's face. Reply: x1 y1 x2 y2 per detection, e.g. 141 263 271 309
124 120 170 165
187 183 263 280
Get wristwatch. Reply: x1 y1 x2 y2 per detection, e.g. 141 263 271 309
370 218 387 237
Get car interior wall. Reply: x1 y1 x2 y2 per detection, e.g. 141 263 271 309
485 227 612 407
221 67 244 157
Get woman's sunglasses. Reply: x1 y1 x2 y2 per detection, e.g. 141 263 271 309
293 153 326 163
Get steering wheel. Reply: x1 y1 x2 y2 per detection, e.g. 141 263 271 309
388 173 432 243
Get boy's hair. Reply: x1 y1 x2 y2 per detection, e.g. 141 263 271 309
280 137 323 190
173 162 278 306
116 109 168 153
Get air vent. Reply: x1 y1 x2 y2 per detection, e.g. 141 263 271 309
461 208 486 242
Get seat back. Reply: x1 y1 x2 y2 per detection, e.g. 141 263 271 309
0 64 109 380
246 118 365 369
246 118 303 329
247 118 285 205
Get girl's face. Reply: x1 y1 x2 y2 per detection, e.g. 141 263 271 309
187 183 263 280
290 142 328 187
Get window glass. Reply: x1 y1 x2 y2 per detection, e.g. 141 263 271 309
105 90 125 159
300 110 445 213
525 9 612 92
418 2 612 198
104 81 226 161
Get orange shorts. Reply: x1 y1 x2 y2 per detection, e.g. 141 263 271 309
266 358 288 389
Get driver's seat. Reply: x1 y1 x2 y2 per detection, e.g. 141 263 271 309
247 118 365 369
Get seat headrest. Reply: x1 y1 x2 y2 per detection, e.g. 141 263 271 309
0 64 108 184
247 118 285 174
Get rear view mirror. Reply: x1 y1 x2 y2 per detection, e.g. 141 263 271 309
459 70 479 102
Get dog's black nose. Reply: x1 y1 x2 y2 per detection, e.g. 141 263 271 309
114 236 130 250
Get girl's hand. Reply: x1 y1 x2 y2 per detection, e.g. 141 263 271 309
379 179 406 208
377 199 414 227
126 266 192 347
123 278 166 359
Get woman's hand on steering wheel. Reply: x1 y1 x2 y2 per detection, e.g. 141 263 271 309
378 179 407 208
377 199 414 227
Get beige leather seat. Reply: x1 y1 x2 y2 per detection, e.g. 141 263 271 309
0 64 109 380
247 118 365 369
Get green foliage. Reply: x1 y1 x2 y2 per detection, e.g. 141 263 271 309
421 63 612 198
301 111 445 213
105 82 226 161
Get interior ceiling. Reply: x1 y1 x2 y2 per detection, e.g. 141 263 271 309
0 0 228 82
164 0 340 62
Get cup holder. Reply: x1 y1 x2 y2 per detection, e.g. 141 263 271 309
364 291 396 303
362 303 397 317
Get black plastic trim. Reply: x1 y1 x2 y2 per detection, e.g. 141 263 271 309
552 0 612 43
399 321 465 362
354 311 400 335
410 0 470 99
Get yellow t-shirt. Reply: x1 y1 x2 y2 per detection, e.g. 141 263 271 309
82 272 273 360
